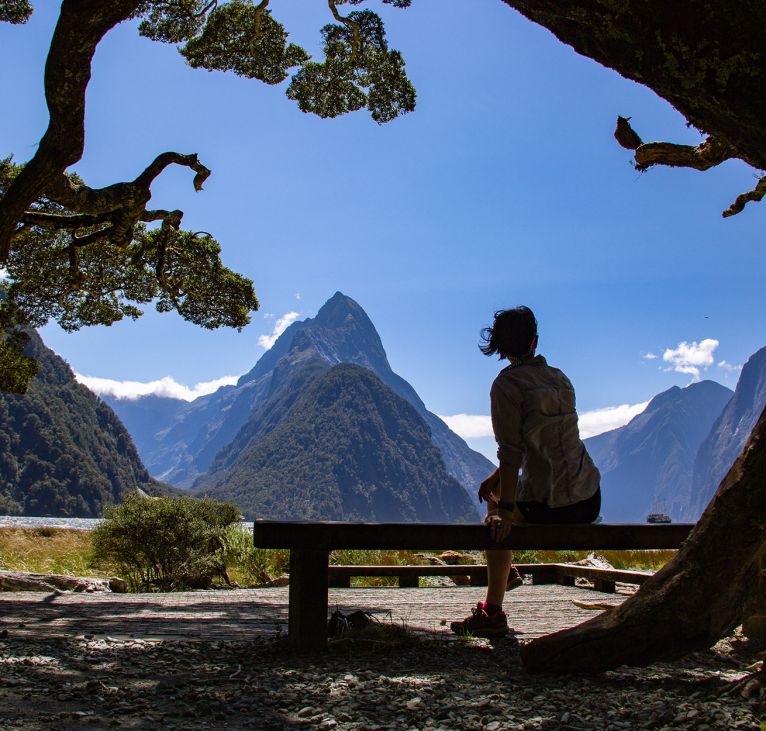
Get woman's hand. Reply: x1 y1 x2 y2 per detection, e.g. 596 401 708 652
478 470 500 504
485 509 514 542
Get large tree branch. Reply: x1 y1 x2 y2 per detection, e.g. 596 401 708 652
501 2 766 171
723 176 766 218
328 0 361 60
0 0 142 259
634 137 735 173
613 116 763 216
16 152 205 254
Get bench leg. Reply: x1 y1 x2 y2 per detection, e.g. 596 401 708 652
289 549 329 651
469 567 488 587
399 575 419 588
593 579 616 593
328 573 351 588
560 575 576 587
531 565 559 585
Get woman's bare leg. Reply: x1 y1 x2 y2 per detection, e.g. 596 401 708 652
486 549 513 607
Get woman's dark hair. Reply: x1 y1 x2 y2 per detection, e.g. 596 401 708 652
480 306 538 359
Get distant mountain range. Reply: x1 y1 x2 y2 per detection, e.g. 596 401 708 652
688 345 766 520
0 331 165 517
585 381 733 522
6 290 762 523
585 345 766 522
105 292 487 521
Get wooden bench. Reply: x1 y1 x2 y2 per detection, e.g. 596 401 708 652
252 520 694 651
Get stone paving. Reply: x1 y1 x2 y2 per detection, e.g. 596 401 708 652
0 585 627 641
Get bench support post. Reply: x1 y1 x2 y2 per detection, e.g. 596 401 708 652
592 579 616 593
328 573 351 588
531 564 560 585
399 574 419 588
289 549 329 651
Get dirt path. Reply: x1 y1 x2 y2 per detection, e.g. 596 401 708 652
0 585 627 641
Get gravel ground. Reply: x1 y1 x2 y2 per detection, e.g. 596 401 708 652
0 627 762 730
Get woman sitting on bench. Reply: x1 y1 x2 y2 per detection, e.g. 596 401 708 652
451 306 601 637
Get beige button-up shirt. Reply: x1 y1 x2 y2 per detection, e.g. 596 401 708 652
490 354 600 508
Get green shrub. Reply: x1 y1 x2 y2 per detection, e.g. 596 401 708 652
91 495 241 591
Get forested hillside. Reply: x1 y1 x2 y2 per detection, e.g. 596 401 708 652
196 363 478 522
0 331 162 516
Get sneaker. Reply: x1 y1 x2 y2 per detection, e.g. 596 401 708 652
450 602 509 637
506 566 523 591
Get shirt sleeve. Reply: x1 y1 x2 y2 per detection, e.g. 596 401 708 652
491 377 524 465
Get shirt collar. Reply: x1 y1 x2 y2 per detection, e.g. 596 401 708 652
515 353 546 367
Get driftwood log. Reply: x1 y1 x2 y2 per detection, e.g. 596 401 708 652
521 406 766 672
0 570 127 593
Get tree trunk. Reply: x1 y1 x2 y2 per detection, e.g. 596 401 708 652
0 570 125 593
521 405 766 673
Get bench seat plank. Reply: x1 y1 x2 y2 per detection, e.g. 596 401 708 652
254 520 693 551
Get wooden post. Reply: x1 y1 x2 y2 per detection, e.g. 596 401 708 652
328 572 351 588
531 564 559 585
469 567 489 586
289 549 330 651
399 574 419 588
593 578 617 593
560 575 576 587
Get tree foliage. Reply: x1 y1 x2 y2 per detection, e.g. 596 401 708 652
0 0 416 392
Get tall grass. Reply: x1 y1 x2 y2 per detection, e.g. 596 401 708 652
222 525 289 586
0 527 105 576
0 526 676 588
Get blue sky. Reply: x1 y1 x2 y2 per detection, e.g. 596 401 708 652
2 1 764 461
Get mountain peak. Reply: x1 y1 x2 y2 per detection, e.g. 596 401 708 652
314 292 369 327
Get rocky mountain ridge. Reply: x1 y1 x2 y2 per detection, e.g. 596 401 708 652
585 344 766 522
584 380 733 522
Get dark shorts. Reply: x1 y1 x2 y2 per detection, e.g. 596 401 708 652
516 487 601 524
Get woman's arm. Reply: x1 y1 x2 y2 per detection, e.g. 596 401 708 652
486 459 521 541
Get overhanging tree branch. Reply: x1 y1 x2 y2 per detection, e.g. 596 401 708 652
612 116 762 216
0 0 142 260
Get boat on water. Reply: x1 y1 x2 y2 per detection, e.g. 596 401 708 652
646 513 672 524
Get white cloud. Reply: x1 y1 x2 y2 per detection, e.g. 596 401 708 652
75 374 239 401
441 402 648 442
662 338 719 379
438 414 494 439
643 352 657 360
257 311 300 350
717 360 742 372
295 293 302 300
578 401 649 439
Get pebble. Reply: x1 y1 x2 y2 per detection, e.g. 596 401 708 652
0 633 760 730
